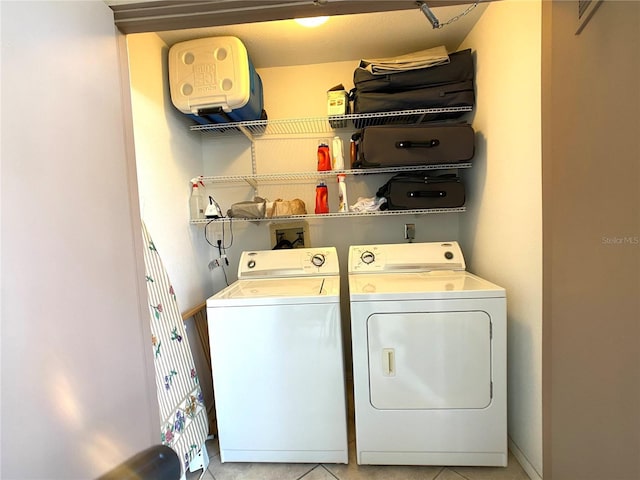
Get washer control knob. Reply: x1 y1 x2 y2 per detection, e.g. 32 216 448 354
361 251 375 264
444 251 454 260
247 259 256 269
311 254 326 267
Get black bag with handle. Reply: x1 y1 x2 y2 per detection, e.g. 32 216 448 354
353 49 474 93
377 172 465 210
354 123 474 169
351 49 475 122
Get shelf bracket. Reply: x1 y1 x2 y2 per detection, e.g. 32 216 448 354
244 177 258 190
196 107 255 143
250 142 258 196
237 124 255 143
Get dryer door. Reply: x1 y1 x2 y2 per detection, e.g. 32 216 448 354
367 311 491 409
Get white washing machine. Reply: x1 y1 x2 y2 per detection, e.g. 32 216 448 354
348 241 507 467
206 247 348 464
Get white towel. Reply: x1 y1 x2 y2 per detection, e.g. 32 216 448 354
359 45 450 74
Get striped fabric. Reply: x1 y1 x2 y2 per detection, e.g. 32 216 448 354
142 222 209 474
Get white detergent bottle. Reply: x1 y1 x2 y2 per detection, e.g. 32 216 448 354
332 136 345 170
189 179 206 220
337 174 349 212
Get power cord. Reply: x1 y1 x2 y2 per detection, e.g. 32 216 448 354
205 219 232 286
221 217 233 250
217 237 229 286
216 239 229 267
204 220 217 247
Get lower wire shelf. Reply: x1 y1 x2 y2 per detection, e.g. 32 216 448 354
190 207 466 224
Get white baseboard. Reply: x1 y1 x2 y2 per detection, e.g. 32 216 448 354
509 437 543 480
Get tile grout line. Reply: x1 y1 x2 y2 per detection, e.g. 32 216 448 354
432 466 447 480
295 464 324 480
319 464 340 480
442 467 472 480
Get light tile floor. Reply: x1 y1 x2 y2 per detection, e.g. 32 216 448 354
188 436 531 480
189 380 531 480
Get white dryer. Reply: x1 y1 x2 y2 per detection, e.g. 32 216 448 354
348 241 507 467
206 247 348 464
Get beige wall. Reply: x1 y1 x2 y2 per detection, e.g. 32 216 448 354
459 1 543 478
542 2 640 479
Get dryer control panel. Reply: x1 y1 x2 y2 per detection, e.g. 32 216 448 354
349 242 465 273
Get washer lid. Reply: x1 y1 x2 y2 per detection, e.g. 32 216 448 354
207 275 340 307
349 242 465 274
349 271 505 301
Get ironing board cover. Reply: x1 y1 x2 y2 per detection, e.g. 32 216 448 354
142 222 209 473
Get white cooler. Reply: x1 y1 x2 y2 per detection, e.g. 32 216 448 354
169 36 264 123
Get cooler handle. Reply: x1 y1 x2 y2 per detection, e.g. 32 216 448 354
197 107 233 122
395 139 440 149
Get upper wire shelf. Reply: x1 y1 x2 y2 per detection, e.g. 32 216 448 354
198 164 472 185
189 107 473 137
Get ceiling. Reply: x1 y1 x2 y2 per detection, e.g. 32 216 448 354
143 3 488 69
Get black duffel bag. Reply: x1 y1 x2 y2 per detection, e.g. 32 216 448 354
352 81 474 118
351 49 475 123
353 49 474 93
377 172 465 210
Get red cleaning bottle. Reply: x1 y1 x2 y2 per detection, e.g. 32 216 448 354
317 140 332 171
315 182 329 214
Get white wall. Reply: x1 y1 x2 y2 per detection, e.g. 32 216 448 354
127 33 214 311
1 2 159 478
126 32 217 424
459 1 543 478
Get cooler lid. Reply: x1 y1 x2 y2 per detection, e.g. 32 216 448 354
237 247 339 279
349 241 465 274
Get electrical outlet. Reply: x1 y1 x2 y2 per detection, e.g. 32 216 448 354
208 259 222 270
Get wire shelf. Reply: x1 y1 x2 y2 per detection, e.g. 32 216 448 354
198 164 472 185
188 107 473 224
189 107 473 137
191 207 466 224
